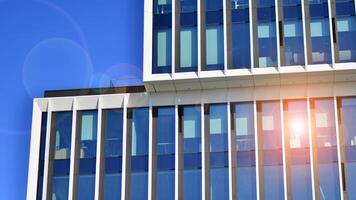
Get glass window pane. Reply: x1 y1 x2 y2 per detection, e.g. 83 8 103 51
309 0 332 64
336 0 356 62
257 0 277 67
157 171 175 200
283 0 305 66
340 97 356 199
51 112 72 199
285 100 312 200
233 102 256 199
78 175 95 200
259 101 284 200
131 172 148 200
104 174 121 200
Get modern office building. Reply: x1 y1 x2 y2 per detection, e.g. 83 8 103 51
27 0 356 199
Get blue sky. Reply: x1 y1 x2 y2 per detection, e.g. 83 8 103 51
0 0 143 198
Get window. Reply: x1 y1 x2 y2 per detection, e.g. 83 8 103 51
128 108 149 200
51 112 72 199
231 0 251 69
205 0 224 70
283 0 305 66
309 0 332 64
257 0 277 67
37 113 47 200
180 105 202 199
232 102 256 199
154 107 175 200
153 0 172 73
103 109 123 200
207 104 229 200
77 110 98 200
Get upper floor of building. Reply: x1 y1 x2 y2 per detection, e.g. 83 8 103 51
143 0 356 92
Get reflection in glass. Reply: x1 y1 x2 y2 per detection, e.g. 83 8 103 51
339 97 356 200
37 113 47 200
155 107 175 200
208 104 228 200
103 109 123 200
259 101 284 199
233 102 256 199
309 0 332 64
257 0 277 67
231 0 251 69
205 0 224 70
181 105 202 199
78 110 98 200
283 0 305 66
129 108 149 200
312 99 340 200
51 112 72 199
285 100 312 200
153 0 172 73
336 0 356 62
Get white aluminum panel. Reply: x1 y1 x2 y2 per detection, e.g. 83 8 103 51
143 0 153 82
201 80 228 90
253 75 281 87
34 98 49 112
254 86 281 101
201 89 228 104
153 83 176 92
334 82 356 97
280 74 307 85
150 92 176 106
75 96 99 110
176 90 201 105
100 94 125 109
126 93 150 108
334 97 345 200
307 83 334 98
280 84 308 99
94 98 103 200
50 97 74 111
68 102 78 200
228 87 254 102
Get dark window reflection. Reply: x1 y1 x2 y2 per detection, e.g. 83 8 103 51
37 113 47 200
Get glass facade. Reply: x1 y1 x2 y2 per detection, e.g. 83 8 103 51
77 110 98 200
103 109 123 200
232 102 256 199
37 113 47 200
283 0 305 66
231 0 251 69
207 104 229 200
180 0 198 72
154 107 175 200
51 111 73 200
205 0 224 70
153 0 172 73
180 105 202 200
128 108 149 200
335 0 356 62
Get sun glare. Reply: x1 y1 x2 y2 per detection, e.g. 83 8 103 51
291 119 306 135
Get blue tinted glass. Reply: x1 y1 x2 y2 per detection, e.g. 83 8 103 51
157 171 175 200
131 172 148 200
51 112 72 199
231 0 251 69
313 99 340 200
183 106 201 154
309 0 332 64
131 108 149 156
184 169 202 199
78 175 95 200
103 109 123 200
206 0 223 11
181 0 197 13
285 100 312 200
257 1 277 67
211 168 229 200
340 97 356 199
104 174 121 200
209 104 228 152
154 0 172 14
336 0 356 62
233 102 256 199
283 0 305 66
37 113 47 200
259 101 284 200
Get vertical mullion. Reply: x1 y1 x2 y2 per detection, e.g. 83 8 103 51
281 100 292 199
202 104 210 200
228 102 237 200
68 100 79 200
328 0 339 65
308 98 321 200
94 98 104 200
148 100 156 200
175 101 183 200
223 0 232 71
256 102 265 200
250 0 258 70
253 100 260 200
121 96 130 200
198 0 206 73
276 0 284 68
173 0 180 75
42 108 53 200
302 0 312 67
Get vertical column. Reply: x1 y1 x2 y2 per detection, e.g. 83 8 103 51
223 0 232 71
121 96 130 200
202 104 210 200
175 99 183 200
308 98 321 200
281 100 292 199
253 101 261 200
148 99 157 200
42 107 54 200
94 98 104 200
256 102 265 200
328 0 339 65
68 100 79 200
250 0 258 70
172 0 180 75
228 102 237 200
143 0 153 80
198 0 206 73
276 0 285 68
302 0 312 66
335 97 348 199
